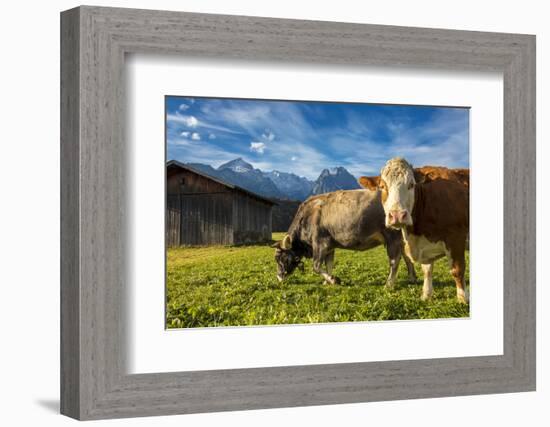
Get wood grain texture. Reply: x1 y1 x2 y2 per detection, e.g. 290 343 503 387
60 7 80 419
60 6 536 420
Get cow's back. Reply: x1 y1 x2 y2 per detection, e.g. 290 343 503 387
288 189 385 249
416 166 470 187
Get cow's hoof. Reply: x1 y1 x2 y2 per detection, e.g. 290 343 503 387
421 292 433 301
408 276 418 284
384 281 395 289
457 289 469 304
323 276 340 285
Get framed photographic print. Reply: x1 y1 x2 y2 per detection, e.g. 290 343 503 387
164 97 471 330
61 6 536 420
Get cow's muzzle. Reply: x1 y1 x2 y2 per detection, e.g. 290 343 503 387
387 210 411 227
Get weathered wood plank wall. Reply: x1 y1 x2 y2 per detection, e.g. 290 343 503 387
181 193 233 245
232 193 272 244
165 202 181 247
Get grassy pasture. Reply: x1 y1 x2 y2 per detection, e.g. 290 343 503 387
166 232 470 328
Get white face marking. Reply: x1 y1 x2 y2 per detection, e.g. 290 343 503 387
380 159 416 228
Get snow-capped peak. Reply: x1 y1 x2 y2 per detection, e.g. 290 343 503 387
217 157 254 173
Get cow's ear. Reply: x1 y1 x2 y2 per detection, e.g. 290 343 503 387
358 176 380 190
271 241 281 248
413 170 426 185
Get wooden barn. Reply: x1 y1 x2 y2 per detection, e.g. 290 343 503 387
166 160 275 246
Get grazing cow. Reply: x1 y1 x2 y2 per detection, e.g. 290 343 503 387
272 189 417 287
359 158 469 303
359 165 470 190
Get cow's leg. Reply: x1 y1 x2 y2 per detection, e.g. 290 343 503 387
421 263 434 301
450 244 469 304
385 251 401 289
324 250 340 284
313 243 339 285
403 254 418 284
384 231 402 288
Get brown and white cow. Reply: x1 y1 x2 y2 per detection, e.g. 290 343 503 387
359 158 469 303
273 189 417 287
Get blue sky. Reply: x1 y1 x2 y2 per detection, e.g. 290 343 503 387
166 96 469 180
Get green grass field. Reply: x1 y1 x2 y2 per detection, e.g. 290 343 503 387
166 232 470 328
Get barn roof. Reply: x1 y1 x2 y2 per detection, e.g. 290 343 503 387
167 160 276 206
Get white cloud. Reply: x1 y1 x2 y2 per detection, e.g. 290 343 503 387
167 113 243 135
178 103 190 111
219 104 271 129
291 156 297 161
169 138 193 147
180 131 190 137
250 142 266 154
262 130 275 141
169 114 198 127
213 102 314 142
185 116 198 127
168 140 244 167
209 133 216 139
191 132 201 140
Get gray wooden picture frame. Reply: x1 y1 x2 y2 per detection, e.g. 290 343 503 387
60 5 536 421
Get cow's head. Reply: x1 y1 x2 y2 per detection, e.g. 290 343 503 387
272 234 304 282
373 157 424 229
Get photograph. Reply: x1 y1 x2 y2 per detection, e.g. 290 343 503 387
165 96 470 328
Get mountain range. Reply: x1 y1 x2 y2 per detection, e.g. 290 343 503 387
310 167 361 195
184 158 361 201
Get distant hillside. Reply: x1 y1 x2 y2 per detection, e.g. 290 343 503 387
187 158 284 199
263 170 313 201
179 158 361 201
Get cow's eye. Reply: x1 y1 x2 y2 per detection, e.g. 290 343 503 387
408 182 414 189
